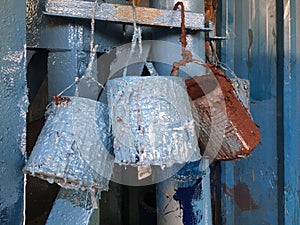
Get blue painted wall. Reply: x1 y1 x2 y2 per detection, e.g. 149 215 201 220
282 0 300 224
220 1 278 224
0 0 27 224
219 0 300 224
0 0 298 224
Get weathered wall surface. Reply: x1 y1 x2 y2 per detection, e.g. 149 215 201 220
220 0 300 224
0 0 27 224
220 1 278 224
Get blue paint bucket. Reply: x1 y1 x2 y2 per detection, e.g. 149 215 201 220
107 76 201 168
23 97 114 191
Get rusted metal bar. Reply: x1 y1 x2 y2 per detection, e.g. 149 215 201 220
44 1 206 30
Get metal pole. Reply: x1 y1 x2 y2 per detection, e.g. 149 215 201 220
149 1 212 224
157 160 212 225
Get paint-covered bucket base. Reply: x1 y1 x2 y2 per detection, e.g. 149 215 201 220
107 76 201 168
23 97 114 191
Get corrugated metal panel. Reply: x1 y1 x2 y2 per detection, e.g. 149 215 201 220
283 0 300 224
220 0 278 224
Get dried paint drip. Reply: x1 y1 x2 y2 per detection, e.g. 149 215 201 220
23 97 114 191
107 76 201 168
231 78 250 110
174 161 205 188
185 64 261 160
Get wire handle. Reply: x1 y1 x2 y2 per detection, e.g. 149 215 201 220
171 2 240 82
171 2 194 76
173 2 187 49
55 0 104 98
207 39 239 80
145 62 158 76
122 1 143 78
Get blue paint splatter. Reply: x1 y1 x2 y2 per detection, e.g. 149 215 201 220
173 178 203 225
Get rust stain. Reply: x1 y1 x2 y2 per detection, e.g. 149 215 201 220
52 94 71 106
116 117 123 122
223 182 259 211
185 64 261 160
223 183 232 196
134 0 141 6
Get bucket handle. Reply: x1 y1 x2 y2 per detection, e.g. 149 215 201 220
54 0 104 99
122 1 143 78
171 2 242 83
121 2 159 78
206 38 240 80
171 2 212 75
170 1 190 76
145 62 158 76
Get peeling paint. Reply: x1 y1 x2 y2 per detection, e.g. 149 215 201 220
157 160 212 225
46 188 100 225
44 1 205 30
0 0 27 223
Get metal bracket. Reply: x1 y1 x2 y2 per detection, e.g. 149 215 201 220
204 20 227 41
208 36 227 41
44 1 206 30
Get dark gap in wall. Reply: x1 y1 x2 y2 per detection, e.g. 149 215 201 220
26 50 60 225
100 182 156 225
275 0 285 225
206 0 222 224
141 64 151 76
26 50 48 103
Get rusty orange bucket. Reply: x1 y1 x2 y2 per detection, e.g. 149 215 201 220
185 64 261 161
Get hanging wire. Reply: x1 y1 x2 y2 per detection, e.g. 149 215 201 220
174 1 187 49
90 0 98 58
56 0 104 99
81 44 105 89
206 39 239 80
171 2 194 76
54 0 104 98
216 59 239 80
171 2 238 80
122 0 143 78
81 0 104 89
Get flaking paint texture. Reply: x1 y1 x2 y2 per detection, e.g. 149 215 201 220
0 0 27 224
